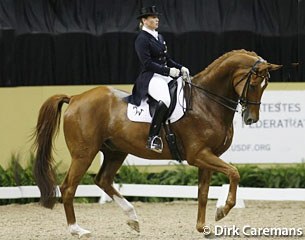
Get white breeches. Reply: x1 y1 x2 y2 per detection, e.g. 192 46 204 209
148 73 173 108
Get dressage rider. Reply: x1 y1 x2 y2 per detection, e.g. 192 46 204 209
126 6 190 153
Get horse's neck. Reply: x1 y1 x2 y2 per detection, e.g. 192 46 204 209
191 69 237 124
193 66 234 97
192 50 248 98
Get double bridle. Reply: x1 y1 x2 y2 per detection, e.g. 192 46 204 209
183 59 270 113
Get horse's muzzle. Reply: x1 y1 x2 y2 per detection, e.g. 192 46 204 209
242 110 259 125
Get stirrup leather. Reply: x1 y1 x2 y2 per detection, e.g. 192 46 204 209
147 136 163 153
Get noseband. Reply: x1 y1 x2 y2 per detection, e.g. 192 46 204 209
183 59 270 113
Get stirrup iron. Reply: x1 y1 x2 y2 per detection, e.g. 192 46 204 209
147 136 163 153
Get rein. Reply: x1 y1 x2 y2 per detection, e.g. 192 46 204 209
183 76 239 112
182 59 269 113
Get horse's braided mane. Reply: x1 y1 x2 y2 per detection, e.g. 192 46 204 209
193 49 258 79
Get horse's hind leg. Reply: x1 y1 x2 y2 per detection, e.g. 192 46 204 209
60 149 98 238
94 148 140 232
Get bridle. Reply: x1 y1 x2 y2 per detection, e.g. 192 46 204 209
233 59 270 113
182 59 270 113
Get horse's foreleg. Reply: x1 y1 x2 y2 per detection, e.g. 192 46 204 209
196 168 213 232
60 153 96 238
94 149 140 233
214 165 240 222
190 150 240 223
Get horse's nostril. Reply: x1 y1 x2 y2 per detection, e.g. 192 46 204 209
246 119 254 125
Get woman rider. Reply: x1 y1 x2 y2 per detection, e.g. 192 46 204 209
126 6 189 153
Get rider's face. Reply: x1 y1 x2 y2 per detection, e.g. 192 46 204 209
143 15 159 30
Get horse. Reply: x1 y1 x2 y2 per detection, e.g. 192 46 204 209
32 49 282 238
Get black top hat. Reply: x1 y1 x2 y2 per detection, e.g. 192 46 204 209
137 6 161 19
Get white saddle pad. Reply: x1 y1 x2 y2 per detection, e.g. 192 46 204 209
127 77 186 123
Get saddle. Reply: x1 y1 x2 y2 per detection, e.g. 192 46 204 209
127 77 186 123
127 77 192 162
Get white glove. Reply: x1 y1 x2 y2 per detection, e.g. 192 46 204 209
181 66 190 76
169 67 180 78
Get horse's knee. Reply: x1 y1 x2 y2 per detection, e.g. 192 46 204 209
229 167 240 183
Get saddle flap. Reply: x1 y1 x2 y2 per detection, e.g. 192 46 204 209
127 77 186 124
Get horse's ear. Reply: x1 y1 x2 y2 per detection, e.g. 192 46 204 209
258 63 282 72
267 63 283 71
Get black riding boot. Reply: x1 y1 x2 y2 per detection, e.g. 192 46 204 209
147 101 169 153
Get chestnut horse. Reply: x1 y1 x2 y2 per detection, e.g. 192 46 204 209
33 49 281 237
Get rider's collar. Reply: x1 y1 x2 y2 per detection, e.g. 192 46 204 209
142 26 158 40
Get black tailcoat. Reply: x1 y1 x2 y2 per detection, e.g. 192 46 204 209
126 30 182 106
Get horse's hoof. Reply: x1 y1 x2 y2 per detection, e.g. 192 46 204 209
127 219 140 233
69 223 91 238
215 206 226 221
196 224 208 233
196 224 214 238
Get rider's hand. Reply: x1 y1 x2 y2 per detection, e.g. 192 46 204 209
169 67 180 78
181 66 190 76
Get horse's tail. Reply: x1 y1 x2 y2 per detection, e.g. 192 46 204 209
32 94 70 209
